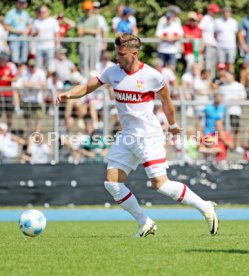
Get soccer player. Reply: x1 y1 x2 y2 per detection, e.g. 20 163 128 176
56 33 219 237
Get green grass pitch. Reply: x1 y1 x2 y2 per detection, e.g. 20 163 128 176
1 221 249 275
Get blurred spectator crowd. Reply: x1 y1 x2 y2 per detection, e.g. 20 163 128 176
1 0 249 165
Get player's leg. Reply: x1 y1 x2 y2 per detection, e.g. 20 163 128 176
147 171 218 235
141 137 218 235
104 137 156 237
104 165 156 237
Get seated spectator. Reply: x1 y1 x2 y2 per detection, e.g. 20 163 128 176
199 120 234 163
15 57 46 133
198 134 217 162
211 63 227 90
21 136 50 164
95 51 115 73
46 72 64 116
174 125 199 164
152 58 179 99
183 12 203 71
60 116 81 162
182 63 200 100
78 116 109 163
116 7 138 35
95 50 115 95
64 70 87 129
181 63 200 117
0 121 26 163
219 71 247 152
47 72 64 92
193 69 212 119
203 92 225 135
48 47 76 83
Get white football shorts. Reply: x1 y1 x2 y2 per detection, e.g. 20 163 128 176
107 134 168 178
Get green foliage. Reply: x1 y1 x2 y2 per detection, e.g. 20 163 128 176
1 0 249 66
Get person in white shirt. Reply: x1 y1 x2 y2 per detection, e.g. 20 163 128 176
152 57 179 99
21 136 50 164
16 58 46 133
32 5 60 69
219 71 247 152
193 69 212 117
182 63 200 99
48 47 76 83
95 51 115 74
215 7 238 73
0 122 26 163
199 3 220 78
155 11 183 71
29 140 50 164
56 33 219 237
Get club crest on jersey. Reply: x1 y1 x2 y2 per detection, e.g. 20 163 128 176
136 80 144 89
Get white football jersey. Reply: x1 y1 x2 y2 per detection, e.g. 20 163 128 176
98 63 166 137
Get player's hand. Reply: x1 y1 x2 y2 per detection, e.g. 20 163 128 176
167 125 183 135
55 92 70 106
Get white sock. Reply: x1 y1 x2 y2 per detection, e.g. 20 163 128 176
157 180 210 213
104 181 148 225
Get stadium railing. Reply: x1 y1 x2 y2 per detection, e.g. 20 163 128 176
0 86 59 163
1 85 249 163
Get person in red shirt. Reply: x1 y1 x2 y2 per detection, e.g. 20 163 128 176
56 13 76 38
183 12 203 70
212 120 234 162
199 120 234 163
0 51 16 128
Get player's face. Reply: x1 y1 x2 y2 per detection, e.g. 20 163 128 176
115 46 136 69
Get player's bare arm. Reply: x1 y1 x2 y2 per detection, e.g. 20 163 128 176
55 77 102 105
158 85 183 135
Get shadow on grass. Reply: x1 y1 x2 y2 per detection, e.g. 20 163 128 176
186 249 249 254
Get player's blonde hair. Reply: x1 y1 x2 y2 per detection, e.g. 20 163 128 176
115 33 141 49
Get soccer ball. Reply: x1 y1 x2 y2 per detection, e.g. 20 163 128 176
19 209 47 237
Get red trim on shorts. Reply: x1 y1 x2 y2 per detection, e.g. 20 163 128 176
117 192 132 204
178 184 187 202
124 62 144 75
143 158 166 168
96 76 104 84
